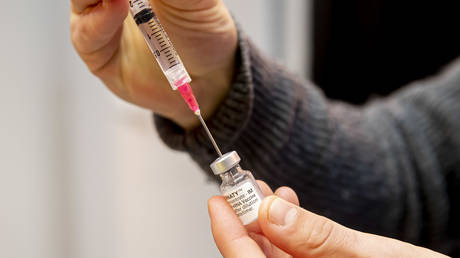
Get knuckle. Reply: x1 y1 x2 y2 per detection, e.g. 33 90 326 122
70 24 87 53
296 217 336 256
75 26 92 51
70 19 97 55
70 15 80 44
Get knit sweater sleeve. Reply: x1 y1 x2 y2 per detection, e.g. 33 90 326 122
154 31 460 253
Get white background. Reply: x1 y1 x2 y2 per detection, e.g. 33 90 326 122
0 1 310 257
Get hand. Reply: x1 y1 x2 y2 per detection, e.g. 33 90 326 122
70 0 237 128
208 181 448 258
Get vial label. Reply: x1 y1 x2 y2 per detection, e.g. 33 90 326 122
223 181 263 225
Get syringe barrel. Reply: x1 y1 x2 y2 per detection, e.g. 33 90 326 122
129 0 191 90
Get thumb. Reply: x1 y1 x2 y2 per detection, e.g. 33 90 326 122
258 196 447 258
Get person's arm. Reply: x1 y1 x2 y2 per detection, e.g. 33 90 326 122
155 31 460 253
69 0 459 253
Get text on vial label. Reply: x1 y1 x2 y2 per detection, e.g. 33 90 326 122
223 181 262 225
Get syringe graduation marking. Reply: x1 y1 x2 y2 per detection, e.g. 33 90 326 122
130 0 223 157
134 9 153 25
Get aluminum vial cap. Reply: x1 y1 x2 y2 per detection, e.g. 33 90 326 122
210 151 241 175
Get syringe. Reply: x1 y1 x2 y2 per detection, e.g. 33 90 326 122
128 0 222 156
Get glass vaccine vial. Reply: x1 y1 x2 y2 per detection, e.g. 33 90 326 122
210 151 265 225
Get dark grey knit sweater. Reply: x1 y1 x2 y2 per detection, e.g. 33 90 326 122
155 32 460 255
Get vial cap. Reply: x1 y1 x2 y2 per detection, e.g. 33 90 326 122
210 151 241 175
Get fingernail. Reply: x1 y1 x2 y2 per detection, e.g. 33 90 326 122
268 198 297 226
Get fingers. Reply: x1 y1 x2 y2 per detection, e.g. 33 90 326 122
71 0 100 14
258 196 448 258
249 232 293 258
71 0 128 53
274 186 299 206
244 180 273 232
208 196 265 258
247 233 272 257
256 180 273 196
246 182 297 233
71 0 128 74
258 196 349 257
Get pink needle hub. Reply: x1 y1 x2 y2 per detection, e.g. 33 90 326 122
177 83 200 113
